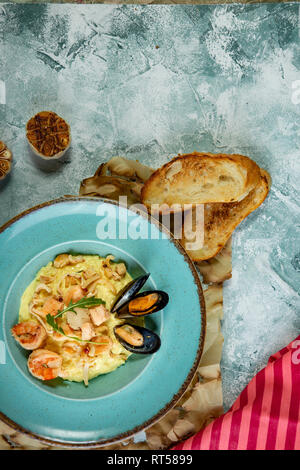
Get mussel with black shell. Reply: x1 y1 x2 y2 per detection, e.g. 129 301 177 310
111 274 169 319
112 273 168 354
114 323 161 355
111 273 150 313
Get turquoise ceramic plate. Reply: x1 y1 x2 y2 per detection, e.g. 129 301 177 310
0 198 205 447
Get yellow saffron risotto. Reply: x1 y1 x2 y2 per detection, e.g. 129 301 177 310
18 254 138 383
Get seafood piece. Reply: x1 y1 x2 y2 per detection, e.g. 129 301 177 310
27 349 62 381
28 302 52 333
114 324 161 354
111 272 122 281
52 329 69 342
38 275 54 284
116 263 127 277
116 290 169 319
84 335 111 357
64 274 81 288
68 255 85 265
81 273 101 290
81 322 95 341
102 255 116 280
63 324 76 336
40 297 63 318
26 111 71 160
89 305 110 326
11 321 47 350
54 254 70 268
53 253 84 269
64 286 85 306
102 255 127 281
34 283 52 295
62 341 82 356
115 324 143 346
111 273 150 313
66 308 90 330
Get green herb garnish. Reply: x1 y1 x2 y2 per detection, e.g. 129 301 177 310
53 296 105 320
46 296 107 345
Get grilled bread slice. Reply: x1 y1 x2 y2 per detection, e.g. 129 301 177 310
181 169 271 261
141 152 262 210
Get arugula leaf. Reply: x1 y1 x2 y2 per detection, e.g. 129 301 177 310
46 314 65 335
54 296 106 320
46 313 108 345
46 296 107 345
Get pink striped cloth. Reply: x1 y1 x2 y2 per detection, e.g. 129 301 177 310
173 336 300 450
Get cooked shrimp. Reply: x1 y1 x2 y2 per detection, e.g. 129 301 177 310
11 321 47 350
27 349 62 381
89 305 110 326
40 297 63 318
64 286 85 306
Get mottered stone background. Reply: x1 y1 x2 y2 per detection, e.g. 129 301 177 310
0 2 300 417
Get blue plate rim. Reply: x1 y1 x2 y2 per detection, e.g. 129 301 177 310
0 196 206 448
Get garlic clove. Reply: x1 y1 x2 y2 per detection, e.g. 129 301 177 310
0 159 11 180
0 141 13 161
26 111 71 160
0 142 12 180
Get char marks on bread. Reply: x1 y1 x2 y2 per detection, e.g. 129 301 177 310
180 169 271 261
141 152 262 209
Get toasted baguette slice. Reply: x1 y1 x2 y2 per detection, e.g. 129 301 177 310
141 152 262 209
181 169 271 261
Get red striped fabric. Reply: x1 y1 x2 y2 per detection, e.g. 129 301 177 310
173 336 300 451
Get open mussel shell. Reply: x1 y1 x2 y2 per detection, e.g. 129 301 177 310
111 273 150 313
115 290 169 319
114 323 161 354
